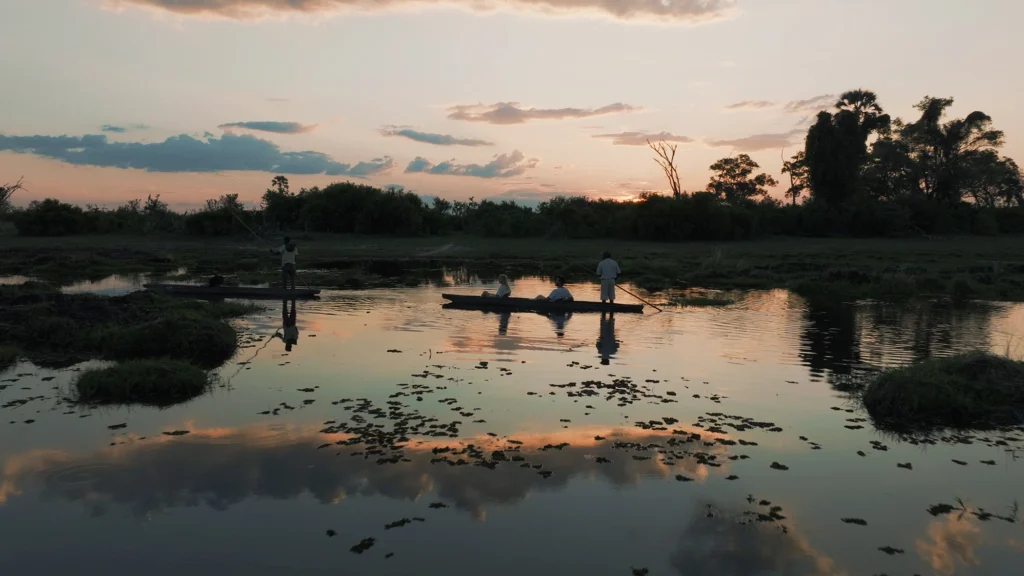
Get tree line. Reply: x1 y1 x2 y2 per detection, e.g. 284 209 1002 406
4 90 1022 240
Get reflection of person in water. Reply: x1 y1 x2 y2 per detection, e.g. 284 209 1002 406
497 312 511 336
273 299 299 352
547 312 572 338
596 312 619 365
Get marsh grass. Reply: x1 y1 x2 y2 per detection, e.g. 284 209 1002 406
863 352 1024 430
1 286 257 368
73 359 211 406
97 314 238 368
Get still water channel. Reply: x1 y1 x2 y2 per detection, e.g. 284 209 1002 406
1 274 1022 575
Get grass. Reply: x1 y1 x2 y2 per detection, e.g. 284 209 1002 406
97 314 238 368
863 352 1024 430
3 233 1024 301
0 345 19 371
0 284 255 368
73 359 211 406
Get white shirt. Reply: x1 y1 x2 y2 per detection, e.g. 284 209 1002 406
548 287 573 301
596 258 621 280
496 283 511 298
278 245 298 266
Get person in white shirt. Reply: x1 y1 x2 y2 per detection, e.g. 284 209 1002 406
536 277 574 302
270 236 298 290
596 251 621 303
482 274 511 298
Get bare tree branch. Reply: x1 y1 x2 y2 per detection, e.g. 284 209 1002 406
647 139 682 197
0 176 26 211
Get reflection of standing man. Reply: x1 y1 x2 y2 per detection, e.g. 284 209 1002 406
274 299 299 352
596 312 619 365
597 251 621 304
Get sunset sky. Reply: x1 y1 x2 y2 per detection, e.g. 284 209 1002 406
1 0 1021 209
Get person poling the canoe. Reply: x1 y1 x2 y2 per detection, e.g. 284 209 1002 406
270 236 298 290
482 274 511 298
535 276 574 302
596 251 622 304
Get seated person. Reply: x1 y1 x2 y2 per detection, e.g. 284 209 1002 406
482 274 512 298
536 277 573 302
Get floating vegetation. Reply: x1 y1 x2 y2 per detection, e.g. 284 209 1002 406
877 546 904 555
863 352 1024 430
73 360 211 407
841 518 868 526
896 462 913 470
769 462 789 471
350 538 376 554
0 285 255 368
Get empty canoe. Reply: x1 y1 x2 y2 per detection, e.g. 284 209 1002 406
144 284 320 299
441 293 643 313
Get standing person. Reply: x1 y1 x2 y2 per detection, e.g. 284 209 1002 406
596 251 621 304
271 236 298 290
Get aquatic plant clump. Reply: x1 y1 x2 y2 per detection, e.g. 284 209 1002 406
0 286 252 368
863 352 1024 429
73 359 211 406
98 314 238 368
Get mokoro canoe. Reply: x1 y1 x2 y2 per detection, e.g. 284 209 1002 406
144 284 320 299
441 294 643 313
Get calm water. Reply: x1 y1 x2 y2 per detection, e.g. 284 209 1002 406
1 275 1023 575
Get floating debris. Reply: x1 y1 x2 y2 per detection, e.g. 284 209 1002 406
841 518 868 526
878 546 904 555
350 538 376 554
897 462 913 470
326 529 336 538
162 430 190 436
107 423 127 430
770 462 789 471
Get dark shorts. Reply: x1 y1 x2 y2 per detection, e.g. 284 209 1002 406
282 263 296 276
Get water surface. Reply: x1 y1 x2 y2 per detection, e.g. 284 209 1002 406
2 276 1022 575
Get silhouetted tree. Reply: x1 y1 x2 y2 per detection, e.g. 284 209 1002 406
901 96 1006 204
805 90 890 206
648 139 682 197
781 151 808 205
706 154 777 204
0 176 26 213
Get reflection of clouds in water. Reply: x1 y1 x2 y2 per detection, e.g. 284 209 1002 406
916 517 982 575
2 425 728 521
669 501 844 576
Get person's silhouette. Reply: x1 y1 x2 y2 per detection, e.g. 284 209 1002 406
596 312 619 365
273 299 299 352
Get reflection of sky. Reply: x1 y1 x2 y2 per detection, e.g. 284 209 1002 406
1 281 1023 575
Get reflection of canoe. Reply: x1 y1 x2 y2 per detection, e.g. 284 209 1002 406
144 284 320 299
441 294 643 313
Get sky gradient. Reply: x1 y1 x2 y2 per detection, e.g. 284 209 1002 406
1 0 1021 208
